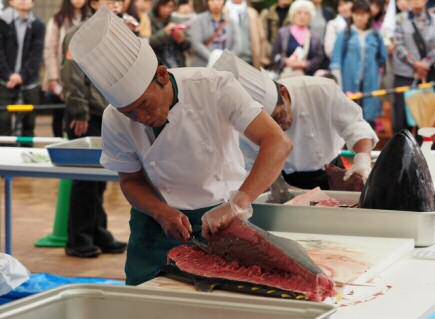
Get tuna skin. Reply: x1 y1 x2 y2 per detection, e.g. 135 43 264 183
359 130 435 212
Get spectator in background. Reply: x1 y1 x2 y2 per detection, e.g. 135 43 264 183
189 0 239 67
331 0 387 128
135 0 152 37
392 0 434 132
260 0 292 65
370 0 386 30
324 0 352 59
112 0 140 34
272 0 324 77
60 0 128 258
172 0 196 22
396 0 410 11
123 0 140 20
225 0 267 67
44 0 88 138
0 0 45 140
148 0 191 67
310 0 335 42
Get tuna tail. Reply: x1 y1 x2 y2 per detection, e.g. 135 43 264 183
359 130 435 211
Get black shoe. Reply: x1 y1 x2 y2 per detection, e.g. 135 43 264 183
97 240 127 254
65 246 102 258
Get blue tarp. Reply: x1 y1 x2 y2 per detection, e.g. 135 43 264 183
0 273 124 305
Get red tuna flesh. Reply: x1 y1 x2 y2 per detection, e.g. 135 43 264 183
168 219 336 301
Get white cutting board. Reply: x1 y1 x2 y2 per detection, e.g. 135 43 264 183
272 232 414 285
141 232 413 292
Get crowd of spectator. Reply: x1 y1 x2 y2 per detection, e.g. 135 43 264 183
0 0 434 139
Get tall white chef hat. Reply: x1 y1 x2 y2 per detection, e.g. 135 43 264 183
211 50 278 115
70 6 158 108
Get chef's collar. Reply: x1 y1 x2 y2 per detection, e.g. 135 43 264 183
152 72 178 138
169 72 178 109
274 80 284 109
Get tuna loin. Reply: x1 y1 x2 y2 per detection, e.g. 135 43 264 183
359 130 435 211
167 219 336 301
326 164 364 192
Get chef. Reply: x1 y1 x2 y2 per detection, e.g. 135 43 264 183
212 51 379 190
69 8 292 285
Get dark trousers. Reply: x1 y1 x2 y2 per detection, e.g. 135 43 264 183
65 115 114 249
282 156 344 190
45 92 64 137
0 85 40 138
393 75 415 133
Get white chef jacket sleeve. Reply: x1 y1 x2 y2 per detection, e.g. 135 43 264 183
100 108 142 173
217 73 263 133
330 84 379 150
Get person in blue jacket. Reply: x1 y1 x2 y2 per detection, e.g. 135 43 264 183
330 0 387 128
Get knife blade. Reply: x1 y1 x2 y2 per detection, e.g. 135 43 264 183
190 236 210 254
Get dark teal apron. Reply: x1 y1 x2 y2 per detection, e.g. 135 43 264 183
125 206 212 285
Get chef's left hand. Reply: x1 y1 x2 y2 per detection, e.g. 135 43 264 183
201 191 252 239
343 153 371 183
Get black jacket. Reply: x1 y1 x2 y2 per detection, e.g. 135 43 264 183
0 9 45 86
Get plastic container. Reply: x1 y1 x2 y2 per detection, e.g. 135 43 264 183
46 137 102 167
253 191 435 247
0 285 336 319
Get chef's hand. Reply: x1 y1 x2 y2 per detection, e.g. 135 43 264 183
201 191 252 239
70 120 89 137
344 153 371 183
157 208 192 242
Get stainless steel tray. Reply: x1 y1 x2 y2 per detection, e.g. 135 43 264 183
46 137 102 167
0 285 336 319
253 191 435 247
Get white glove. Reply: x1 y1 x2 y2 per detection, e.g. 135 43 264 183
343 153 371 182
201 191 252 238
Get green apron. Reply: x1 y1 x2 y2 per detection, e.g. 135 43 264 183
125 206 212 285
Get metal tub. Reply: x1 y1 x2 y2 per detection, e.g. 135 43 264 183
252 191 435 247
46 137 102 167
0 285 336 319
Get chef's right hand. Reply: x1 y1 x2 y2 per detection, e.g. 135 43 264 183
157 208 192 242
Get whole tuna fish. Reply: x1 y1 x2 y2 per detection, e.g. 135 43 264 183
359 130 435 211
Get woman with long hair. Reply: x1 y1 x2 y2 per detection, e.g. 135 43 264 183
369 0 386 31
331 0 387 127
43 0 88 137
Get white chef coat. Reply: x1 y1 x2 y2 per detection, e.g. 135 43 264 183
100 67 262 210
240 76 378 174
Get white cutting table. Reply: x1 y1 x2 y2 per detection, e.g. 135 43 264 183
0 147 118 255
142 249 435 319
331 252 435 319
